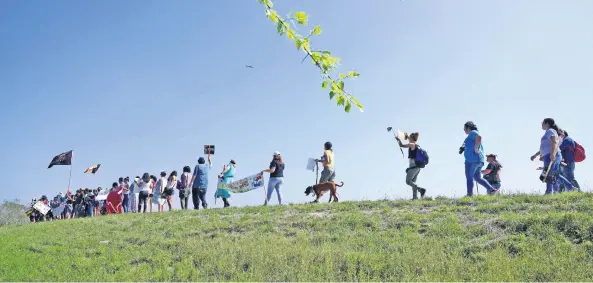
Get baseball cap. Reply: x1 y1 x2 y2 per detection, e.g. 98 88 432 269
273 151 281 156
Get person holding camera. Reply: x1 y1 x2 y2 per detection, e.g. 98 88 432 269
395 132 427 199
461 121 497 196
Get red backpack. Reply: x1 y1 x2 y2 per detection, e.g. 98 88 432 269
571 141 586 162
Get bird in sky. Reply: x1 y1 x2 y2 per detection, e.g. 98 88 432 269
245 65 254 68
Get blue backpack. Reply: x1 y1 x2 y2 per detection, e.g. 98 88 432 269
415 145 429 168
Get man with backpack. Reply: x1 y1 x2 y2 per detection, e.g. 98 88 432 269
559 130 584 191
395 132 428 199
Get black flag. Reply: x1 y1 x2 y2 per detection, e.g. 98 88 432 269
48 150 73 168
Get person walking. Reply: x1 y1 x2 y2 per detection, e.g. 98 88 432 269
530 118 573 194
395 132 427 199
179 166 192 209
462 121 497 196
190 152 212 209
217 160 235 208
317 142 335 183
153 172 167 212
482 154 503 193
559 129 581 191
262 151 285 205
137 173 151 213
163 171 177 211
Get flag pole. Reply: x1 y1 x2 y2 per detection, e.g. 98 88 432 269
67 164 72 192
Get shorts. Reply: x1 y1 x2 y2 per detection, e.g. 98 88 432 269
319 167 335 183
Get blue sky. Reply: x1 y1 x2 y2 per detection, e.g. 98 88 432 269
1 0 592 208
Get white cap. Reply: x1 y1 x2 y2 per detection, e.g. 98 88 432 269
273 151 281 156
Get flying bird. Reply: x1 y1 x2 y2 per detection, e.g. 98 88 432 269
245 65 254 68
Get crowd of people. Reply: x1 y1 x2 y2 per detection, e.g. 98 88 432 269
26 118 584 223
26 144 329 222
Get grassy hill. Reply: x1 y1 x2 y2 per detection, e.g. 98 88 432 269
1 193 593 281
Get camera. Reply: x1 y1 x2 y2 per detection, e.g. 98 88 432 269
458 146 465 154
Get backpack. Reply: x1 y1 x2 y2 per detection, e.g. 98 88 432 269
571 141 586 162
414 145 429 168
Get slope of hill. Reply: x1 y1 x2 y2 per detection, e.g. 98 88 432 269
1 193 593 281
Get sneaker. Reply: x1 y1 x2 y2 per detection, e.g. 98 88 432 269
488 189 498 195
418 188 427 198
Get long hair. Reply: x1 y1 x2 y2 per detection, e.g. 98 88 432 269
543 118 559 132
142 173 150 183
168 171 177 182
464 121 478 131
275 155 284 164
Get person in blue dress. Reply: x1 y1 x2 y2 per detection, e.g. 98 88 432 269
216 160 236 208
462 121 497 196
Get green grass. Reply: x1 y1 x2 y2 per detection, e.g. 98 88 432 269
2 193 593 281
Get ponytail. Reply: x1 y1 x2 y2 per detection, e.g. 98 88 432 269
464 121 478 131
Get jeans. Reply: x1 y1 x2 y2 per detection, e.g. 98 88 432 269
122 194 129 213
138 191 149 213
405 162 423 199
180 196 189 209
265 177 284 205
86 202 94 217
465 162 496 196
561 161 580 190
192 187 208 209
542 153 572 194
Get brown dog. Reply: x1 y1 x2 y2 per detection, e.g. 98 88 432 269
304 181 344 203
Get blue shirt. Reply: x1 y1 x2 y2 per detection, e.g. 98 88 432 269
192 163 212 189
540 129 558 157
223 164 235 181
559 136 576 163
464 130 485 164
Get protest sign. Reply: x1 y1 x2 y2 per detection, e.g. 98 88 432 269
204 145 215 154
33 201 51 215
225 172 265 193
306 158 316 171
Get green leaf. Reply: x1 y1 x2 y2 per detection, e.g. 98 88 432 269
345 100 352 112
286 28 296 40
295 38 302 50
329 91 336 99
338 81 344 90
277 21 284 35
294 11 308 25
336 95 345 106
339 73 345 79
321 51 331 55
322 81 328 89
351 96 363 112
261 0 273 8
266 10 278 23
301 38 310 52
312 25 321 35
348 71 360 78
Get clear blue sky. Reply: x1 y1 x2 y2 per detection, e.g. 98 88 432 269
1 0 592 207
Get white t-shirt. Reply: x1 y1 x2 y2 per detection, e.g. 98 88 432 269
155 177 167 193
139 180 151 193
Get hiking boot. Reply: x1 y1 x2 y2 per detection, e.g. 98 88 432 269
418 188 427 198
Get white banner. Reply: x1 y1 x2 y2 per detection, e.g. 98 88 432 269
225 172 265 193
95 190 109 201
33 201 51 215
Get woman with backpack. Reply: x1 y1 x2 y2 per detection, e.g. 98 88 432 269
558 129 581 191
179 166 192 210
530 118 573 194
395 132 427 199
462 121 497 196
482 154 502 194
